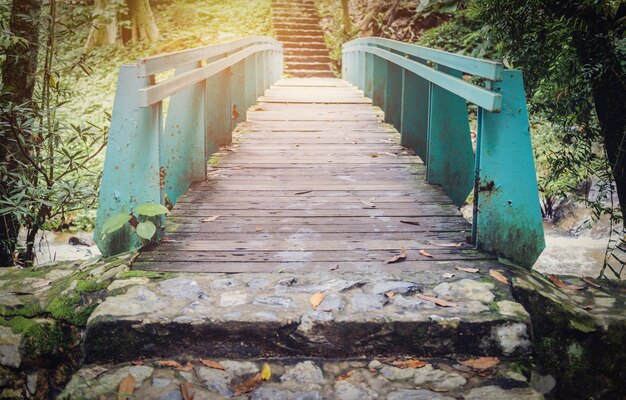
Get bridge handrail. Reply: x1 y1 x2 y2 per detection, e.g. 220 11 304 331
342 37 545 268
344 37 503 81
94 36 283 256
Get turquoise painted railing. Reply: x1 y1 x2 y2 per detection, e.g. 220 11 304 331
343 37 545 268
94 36 283 256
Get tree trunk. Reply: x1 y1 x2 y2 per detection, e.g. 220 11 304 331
85 0 159 49
0 0 43 266
341 0 352 35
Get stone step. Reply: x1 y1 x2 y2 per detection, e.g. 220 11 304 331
276 28 325 37
60 357 544 400
286 61 332 70
277 35 326 42
285 55 332 63
274 22 321 30
83 272 533 364
284 48 331 57
272 14 320 22
272 5 317 12
282 41 328 50
286 69 336 78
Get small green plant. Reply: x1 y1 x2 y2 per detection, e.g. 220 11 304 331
101 203 169 241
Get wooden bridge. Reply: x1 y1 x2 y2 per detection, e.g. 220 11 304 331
93 36 545 270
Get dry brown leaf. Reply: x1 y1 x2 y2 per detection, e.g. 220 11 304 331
255 227 264 232
459 357 500 370
179 362 194 372
431 242 461 248
336 371 354 381
201 215 220 222
118 373 135 400
329 265 339 271
310 292 325 309
489 270 509 285
417 294 456 307
456 267 479 273
234 373 262 396
391 359 428 369
180 381 195 400
385 291 396 298
400 220 420 226
200 359 225 370
294 190 312 195
430 387 449 393
131 361 144 365
369 153 378 158
582 276 601 288
418 249 434 258
548 274 583 290
386 246 407 264
159 360 184 369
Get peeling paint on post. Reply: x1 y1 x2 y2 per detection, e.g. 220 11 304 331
400 67 429 161
475 70 545 267
427 65 475 207
162 62 206 205
94 65 163 256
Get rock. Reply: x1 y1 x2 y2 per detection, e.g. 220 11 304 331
380 365 417 381
491 323 531 355
253 295 293 308
463 386 543 400
195 366 232 397
220 360 259 377
413 365 466 391
69 236 93 246
211 278 241 289
432 279 494 303
0 326 21 368
247 279 270 288
255 311 279 321
371 280 420 294
220 291 248 307
318 294 344 311
387 389 454 400
393 295 435 311
292 391 323 400
107 277 150 291
251 387 291 400
334 381 378 400
297 311 333 341
530 372 556 395
44 269 74 281
277 277 297 287
152 377 172 388
368 360 383 370
280 361 324 385
89 286 167 320
159 389 183 400
60 365 154 399
27 372 38 394
497 301 530 319
97 265 127 282
351 293 387 312
159 278 202 299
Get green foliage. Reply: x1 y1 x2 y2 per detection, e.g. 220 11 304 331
135 221 156 240
102 203 168 242
136 203 169 217
101 213 132 234
75 279 108 294
45 295 95 327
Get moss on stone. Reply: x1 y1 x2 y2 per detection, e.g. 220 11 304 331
9 316 66 357
117 270 173 280
0 301 42 318
75 279 108 294
46 295 95 327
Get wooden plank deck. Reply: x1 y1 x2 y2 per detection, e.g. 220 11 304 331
137 78 496 273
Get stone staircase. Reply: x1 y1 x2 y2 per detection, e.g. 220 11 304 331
272 0 334 77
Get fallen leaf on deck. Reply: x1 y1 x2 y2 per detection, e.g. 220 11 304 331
459 357 500 370
225 148 238 153
294 190 312 195
200 359 225 370
391 359 428 369
310 292 325 309
261 363 271 381
369 153 378 158
180 381 195 400
234 373 262 396
456 267 479 273
431 242 462 248
548 274 583 290
418 250 434 258
255 227 264 232
417 294 456 307
442 273 455 279
329 265 339 271
201 215 220 222
386 246 407 264
489 270 509 285
582 276 601 288
250 105 268 111
400 220 420 226
159 360 192 371
381 152 398 157
118 373 135 400
336 371 354 381
385 291 395 298
361 200 376 208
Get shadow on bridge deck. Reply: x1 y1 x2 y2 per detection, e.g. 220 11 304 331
137 78 501 273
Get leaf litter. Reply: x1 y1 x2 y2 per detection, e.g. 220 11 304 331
386 246 407 264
